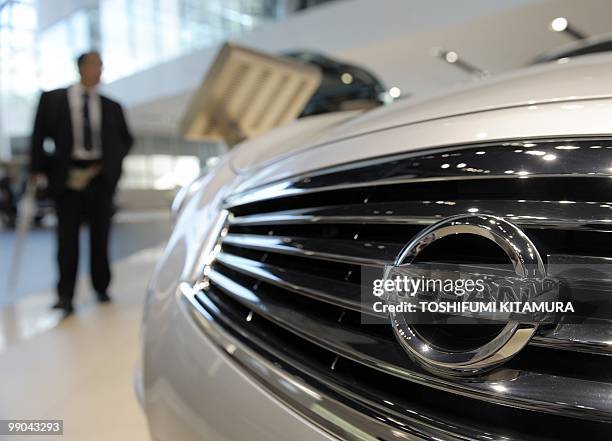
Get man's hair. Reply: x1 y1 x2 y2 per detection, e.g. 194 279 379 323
76 51 101 68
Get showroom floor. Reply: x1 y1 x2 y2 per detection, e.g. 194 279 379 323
0 214 168 441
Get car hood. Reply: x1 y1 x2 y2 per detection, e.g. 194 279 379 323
229 52 612 174
229 110 362 173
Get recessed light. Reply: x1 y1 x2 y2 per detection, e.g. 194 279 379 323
389 86 401 98
551 17 568 32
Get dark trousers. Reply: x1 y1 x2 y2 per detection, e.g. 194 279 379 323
54 175 113 304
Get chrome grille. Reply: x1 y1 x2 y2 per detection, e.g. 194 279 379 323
199 138 612 440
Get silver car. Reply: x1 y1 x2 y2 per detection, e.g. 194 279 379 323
138 53 612 440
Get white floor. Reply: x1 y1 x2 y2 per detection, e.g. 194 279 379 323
0 246 163 441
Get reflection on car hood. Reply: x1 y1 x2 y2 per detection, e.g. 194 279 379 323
229 110 362 173
322 52 612 141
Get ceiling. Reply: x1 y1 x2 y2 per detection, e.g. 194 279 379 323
117 0 612 136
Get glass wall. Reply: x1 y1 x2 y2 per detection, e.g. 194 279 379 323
0 0 334 191
0 0 38 159
37 8 93 90
0 0 335 154
35 0 316 88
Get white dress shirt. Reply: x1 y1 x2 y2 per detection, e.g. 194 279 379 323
68 83 102 160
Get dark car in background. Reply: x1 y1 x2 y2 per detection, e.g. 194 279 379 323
286 51 387 116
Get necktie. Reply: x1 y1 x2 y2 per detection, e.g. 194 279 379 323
82 92 93 151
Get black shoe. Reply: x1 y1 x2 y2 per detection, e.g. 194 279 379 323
52 300 73 310
96 292 112 303
61 306 75 319
52 301 74 317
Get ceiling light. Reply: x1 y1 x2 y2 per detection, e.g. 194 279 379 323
549 17 587 40
445 51 458 63
551 17 568 32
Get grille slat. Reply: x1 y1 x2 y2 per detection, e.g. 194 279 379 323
229 199 612 231
216 252 368 313
223 233 401 266
227 139 612 211
532 323 612 355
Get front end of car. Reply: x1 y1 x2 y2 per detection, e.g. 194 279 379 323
140 55 612 441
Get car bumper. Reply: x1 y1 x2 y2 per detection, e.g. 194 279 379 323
141 283 336 441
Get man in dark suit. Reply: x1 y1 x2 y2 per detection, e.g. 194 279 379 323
30 51 133 316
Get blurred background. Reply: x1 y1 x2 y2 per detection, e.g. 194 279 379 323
2 0 612 210
1 1 612 439
2 0 612 354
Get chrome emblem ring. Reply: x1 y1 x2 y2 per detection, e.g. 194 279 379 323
387 214 546 376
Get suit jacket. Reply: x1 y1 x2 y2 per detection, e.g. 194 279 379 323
30 88 133 196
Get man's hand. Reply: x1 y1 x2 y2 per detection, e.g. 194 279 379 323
28 173 47 188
